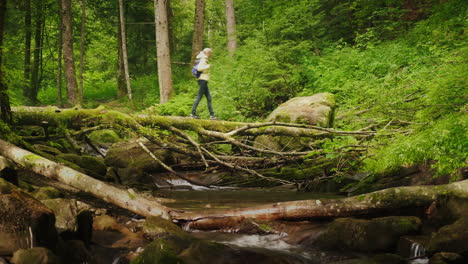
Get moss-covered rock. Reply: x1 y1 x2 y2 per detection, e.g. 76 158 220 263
0 178 58 255
131 237 185 264
316 216 421 252
57 154 107 180
41 198 93 245
143 216 190 239
88 129 122 144
427 216 468 255
11 247 59 264
33 186 63 200
254 93 336 152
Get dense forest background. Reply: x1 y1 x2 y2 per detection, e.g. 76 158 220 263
1 0 467 179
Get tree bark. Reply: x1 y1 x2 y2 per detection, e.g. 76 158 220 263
191 0 205 64
56 0 63 108
225 0 237 56
116 17 126 98
155 0 174 104
30 0 43 104
79 0 86 103
0 139 171 219
60 0 79 106
23 0 32 99
118 0 133 103
0 0 11 124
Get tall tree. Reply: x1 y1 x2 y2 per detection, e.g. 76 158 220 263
29 0 44 104
118 0 133 102
154 0 173 104
60 0 79 106
79 0 86 102
116 17 126 98
225 0 237 55
191 0 205 63
56 0 63 107
0 0 11 123
23 0 32 99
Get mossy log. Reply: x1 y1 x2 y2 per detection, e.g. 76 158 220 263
12 106 371 138
0 139 171 219
171 181 468 230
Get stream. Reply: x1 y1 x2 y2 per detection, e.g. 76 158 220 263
155 177 359 263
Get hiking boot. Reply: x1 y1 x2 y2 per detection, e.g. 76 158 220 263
190 114 200 119
209 115 218 120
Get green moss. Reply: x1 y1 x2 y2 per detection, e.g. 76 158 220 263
33 186 62 200
127 190 136 200
88 129 121 144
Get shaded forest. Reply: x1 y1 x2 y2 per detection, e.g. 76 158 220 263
0 0 467 263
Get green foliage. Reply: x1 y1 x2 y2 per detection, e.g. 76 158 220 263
365 114 467 178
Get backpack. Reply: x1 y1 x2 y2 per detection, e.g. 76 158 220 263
191 59 202 78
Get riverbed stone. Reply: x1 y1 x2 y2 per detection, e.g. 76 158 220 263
142 216 189 239
0 178 58 255
10 247 59 264
92 215 146 250
427 216 468 255
41 198 93 245
316 216 421 252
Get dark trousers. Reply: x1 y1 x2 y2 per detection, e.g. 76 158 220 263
191 80 214 116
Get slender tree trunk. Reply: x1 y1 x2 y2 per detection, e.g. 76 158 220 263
116 18 126 97
155 0 174 104
60 0 79 106
225 0 237 56
30 0 43 104
0 0 11 123
191 0 205 63
79 0 86 103
56 0 63 107
118 0 133 102
23 0 32 99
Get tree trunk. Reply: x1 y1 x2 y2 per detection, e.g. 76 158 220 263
23 0 32 99
191 0 205 64
155 0 174 104
225 0 237 56
78 0 86 103
30 0 43 104
0 0 11 124
60 0 79 106
56 0 63 108
0 139 171 219
116 18 126 98
118 0 133 102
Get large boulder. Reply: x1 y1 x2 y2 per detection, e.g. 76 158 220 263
41 198 93 246
267 93 336 127
316 216 421 252
255 93 336 152
0 178 58 255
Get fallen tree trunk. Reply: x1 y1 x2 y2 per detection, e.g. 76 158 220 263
0 139 172 219
171 181 468 230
